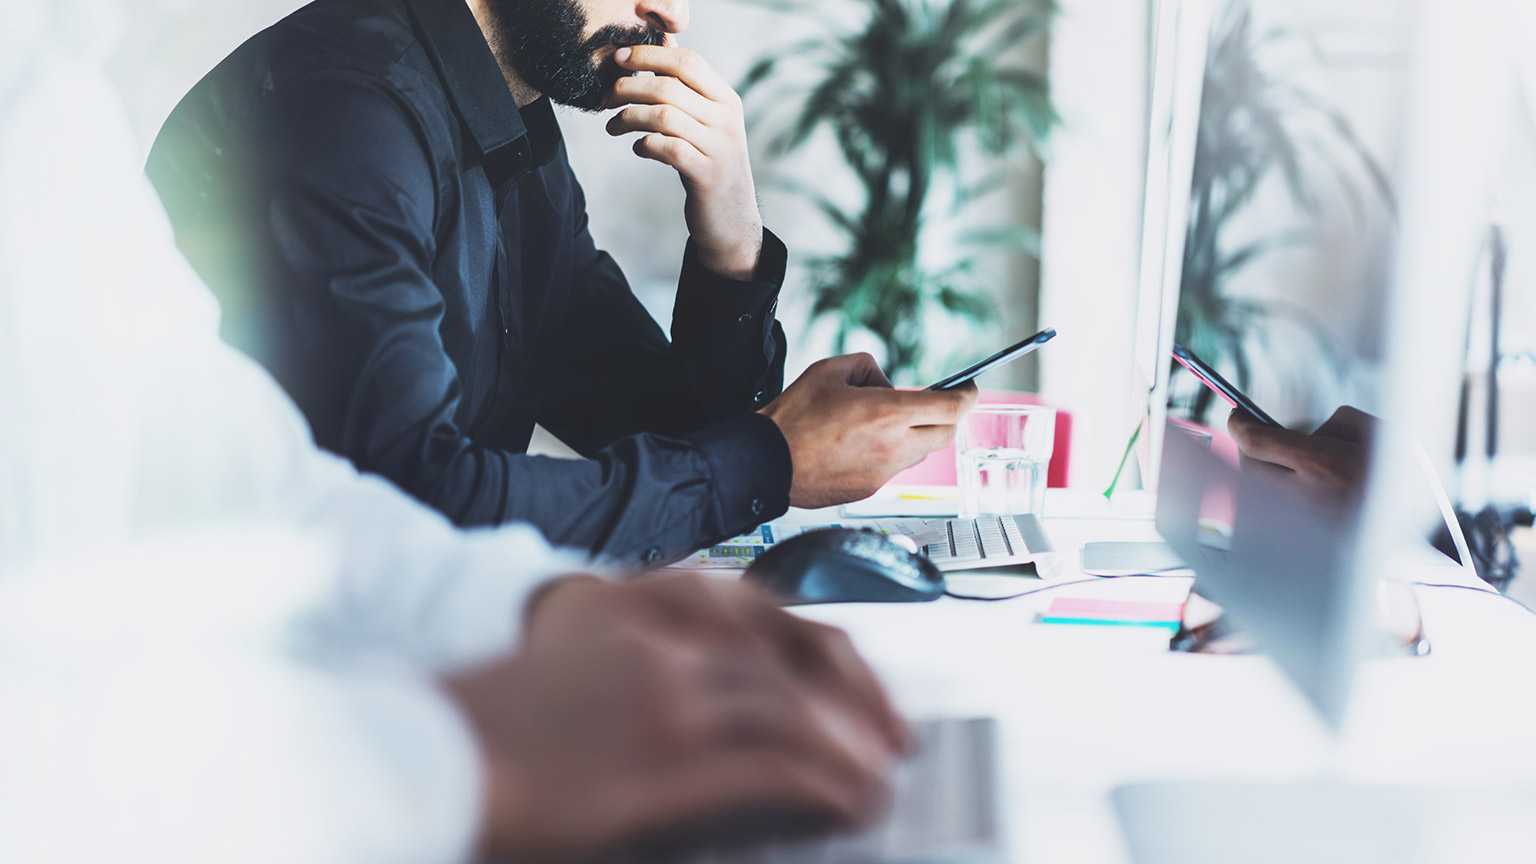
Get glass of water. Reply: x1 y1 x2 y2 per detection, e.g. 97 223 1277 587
955 404 1056 519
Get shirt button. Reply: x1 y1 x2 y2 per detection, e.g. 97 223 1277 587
737 313 753 325
750 498 764 517
644 546 663 564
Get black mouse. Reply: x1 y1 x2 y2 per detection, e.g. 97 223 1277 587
743 528 946 605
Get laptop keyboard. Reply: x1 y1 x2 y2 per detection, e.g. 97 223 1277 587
922 515 1053 570
704 718 1003 864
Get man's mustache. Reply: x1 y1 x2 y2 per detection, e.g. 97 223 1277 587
583 24 666 53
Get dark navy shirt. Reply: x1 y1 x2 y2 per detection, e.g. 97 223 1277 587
147 0 791 564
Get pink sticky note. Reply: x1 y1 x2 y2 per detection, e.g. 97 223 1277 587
1045 598 1185 623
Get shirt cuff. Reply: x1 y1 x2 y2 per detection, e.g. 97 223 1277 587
682 411 793 540
674 228 787 322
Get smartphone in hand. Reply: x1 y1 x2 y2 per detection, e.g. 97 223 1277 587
927 328 1057 391
1170 343 1282 428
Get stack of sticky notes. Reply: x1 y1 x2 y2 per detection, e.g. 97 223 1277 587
1040 597 1185 634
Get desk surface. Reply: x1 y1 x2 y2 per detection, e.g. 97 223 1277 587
780 488 1536 863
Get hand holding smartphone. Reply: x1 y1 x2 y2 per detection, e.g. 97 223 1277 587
1170 344 1282 428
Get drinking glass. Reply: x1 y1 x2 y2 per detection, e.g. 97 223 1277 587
955 405 1057 519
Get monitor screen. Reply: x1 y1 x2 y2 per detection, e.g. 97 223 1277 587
1128 0 1213 492
1164 0 1411 433
1144 0 1484 728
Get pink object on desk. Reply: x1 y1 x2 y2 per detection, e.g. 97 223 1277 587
1045 597 1186 623
889 389 1073 488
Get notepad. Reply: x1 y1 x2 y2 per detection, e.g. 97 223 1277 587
1040 597 1184 631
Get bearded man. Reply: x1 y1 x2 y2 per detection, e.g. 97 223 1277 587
148 0 976 565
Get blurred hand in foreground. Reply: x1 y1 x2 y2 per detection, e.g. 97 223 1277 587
761 353 979 509
445 573 906 862
1228 406 1377 509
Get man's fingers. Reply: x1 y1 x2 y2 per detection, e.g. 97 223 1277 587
849 354 895 388
632 133 707 174
794 622 912 753
1313 405 1376 444
1231 409 1354 476
1228 411 1311 472
733 604 910 754
607 105 715 153
705 676 895 815
947 380 980 409
877 388 975 427
642 573 763 645
807 352 892 388
615 45 736 104
605 75 716 121
640 750 883 842
905 424 958 460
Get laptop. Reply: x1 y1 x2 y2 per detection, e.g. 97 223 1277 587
697 718 1005 864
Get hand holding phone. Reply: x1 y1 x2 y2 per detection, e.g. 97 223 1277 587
1170 344 1282 428
927 328 1057 391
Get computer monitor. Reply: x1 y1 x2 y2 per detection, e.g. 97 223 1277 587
1120 0 1516 858
1158 422 1369 728
1127 0 1213 492
1149 0 1500 727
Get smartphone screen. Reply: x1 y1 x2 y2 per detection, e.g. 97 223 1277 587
926 328 1057 391
1170 344 1283 428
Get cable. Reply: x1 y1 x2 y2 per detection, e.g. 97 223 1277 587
1414 435 1479 582
1488 223 1505 461
942 575 1152 602
943 572 1536 619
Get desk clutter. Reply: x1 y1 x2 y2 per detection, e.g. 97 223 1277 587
1040 597 1186 633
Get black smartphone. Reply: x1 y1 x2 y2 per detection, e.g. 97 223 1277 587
1170 343 1283 428
926 328 1057 391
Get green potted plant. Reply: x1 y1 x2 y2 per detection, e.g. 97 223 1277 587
1174 0 1395 422
739 0 1057 381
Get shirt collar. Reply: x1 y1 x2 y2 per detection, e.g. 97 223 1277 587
403 0 560 185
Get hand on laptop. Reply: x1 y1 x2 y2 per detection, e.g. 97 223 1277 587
446 572 904 862
761 353 979 509
1228 406 1375 507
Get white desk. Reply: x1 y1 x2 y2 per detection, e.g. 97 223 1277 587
781 488 1536 863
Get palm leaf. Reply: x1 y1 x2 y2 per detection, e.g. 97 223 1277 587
956 224 1043 258
1212 228 1311 282
732 0 1057 379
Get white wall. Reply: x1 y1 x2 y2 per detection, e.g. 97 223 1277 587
111 0 304 155
1037 0 1152 491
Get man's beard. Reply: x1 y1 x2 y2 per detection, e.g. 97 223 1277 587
487 0 665 112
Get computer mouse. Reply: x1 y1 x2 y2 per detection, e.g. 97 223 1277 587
743 528 946 605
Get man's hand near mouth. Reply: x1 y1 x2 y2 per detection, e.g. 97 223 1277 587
603 43 764 280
